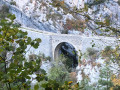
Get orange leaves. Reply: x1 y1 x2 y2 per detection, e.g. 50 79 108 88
111 75 120 86
60 1 64 5
63 18 86 32
52 0 65 7
69 72 77 83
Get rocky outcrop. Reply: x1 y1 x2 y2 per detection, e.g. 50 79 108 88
0 0 57 33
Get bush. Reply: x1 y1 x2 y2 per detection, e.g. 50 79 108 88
87 48 99 60
48 62 70 85
10 1 16 6
51 0 65 8
59 55 76 72
46 13 63 21
87 0 106 7
63 18 86 32
118 0 120 5
29 54 37 61
37 53 51 61
45 56 51 61
61 29 68 34
101 46 113 58
0 5 9 19
87 48 97 56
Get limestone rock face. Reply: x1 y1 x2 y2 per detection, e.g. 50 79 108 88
1 0 120 34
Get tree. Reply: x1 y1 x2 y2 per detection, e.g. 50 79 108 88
98 64 113 90
0 14 45 90
48 61 70 85
0 5 9 19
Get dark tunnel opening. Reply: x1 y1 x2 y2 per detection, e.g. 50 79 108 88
54 42 78 72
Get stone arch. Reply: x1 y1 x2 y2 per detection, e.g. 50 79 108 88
54 42 78 69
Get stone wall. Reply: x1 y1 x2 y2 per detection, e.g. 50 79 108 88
21 27 53 59
20 27 118 61
51 34 117 60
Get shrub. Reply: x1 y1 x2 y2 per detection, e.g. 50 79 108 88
10 1 16 6
101 46 113 58
46 13 63 21
98 65 113 90
45 56 51 61
87 0 106 7
38 53 51 61
0 5 9 19
48 62 70 85
118 0 120 5
69 72 77 83
0 5 9 13
59 55 76 72
51 0 65 8
39 1 48 10
29 54 37 61
87 48 99 60
63 18 86 32
61 29 68 34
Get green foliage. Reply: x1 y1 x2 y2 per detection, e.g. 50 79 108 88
87 48 96 56
0 14 45 90
101 46 120 65
84 4 89 12
0 5 9 19
48 61 70 85
59 55 75 72
45 56 51 61
98 64 113 90
35 53 51 61
10 0 16 6
34 84 39 90
61 29 68 34
104 17 111 26
79 78 95 90
40 80 78 90
101 46 112 58
87 0 106 7
86 48 99 60
50 0 65 10
41 80 61 90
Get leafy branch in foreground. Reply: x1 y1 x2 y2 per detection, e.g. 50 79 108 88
0 14 46 90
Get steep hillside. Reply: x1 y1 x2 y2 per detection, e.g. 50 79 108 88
2 0 120 36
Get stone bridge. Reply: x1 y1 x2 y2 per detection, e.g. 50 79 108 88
0 0 118 61
21 27 118 61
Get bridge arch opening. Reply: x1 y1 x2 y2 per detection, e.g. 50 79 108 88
54 42 78 72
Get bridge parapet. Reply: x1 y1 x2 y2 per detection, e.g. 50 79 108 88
20 27 118 61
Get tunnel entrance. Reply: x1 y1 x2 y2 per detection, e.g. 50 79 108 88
54 42 78 72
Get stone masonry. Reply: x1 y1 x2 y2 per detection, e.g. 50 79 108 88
21 27 118 60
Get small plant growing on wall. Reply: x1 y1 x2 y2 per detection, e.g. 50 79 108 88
101 46 113 58
86 48 99 61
